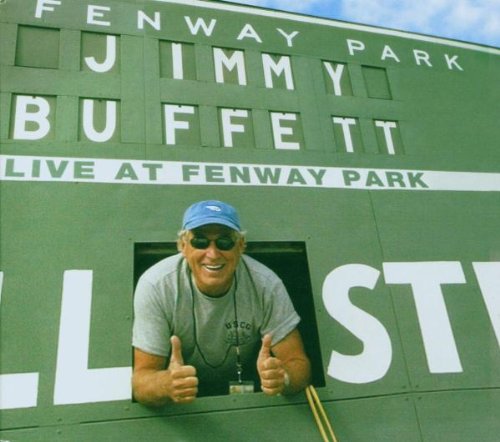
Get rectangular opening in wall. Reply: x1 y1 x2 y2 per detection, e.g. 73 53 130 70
213 47 247 85
79 98 120 142
81 32 120 74
10 94 57 140
133 241 325 397
262 53 295 90
218 107 255 148
362 66 392 100
374 119 404 155
159 41 196 80
270 111 303 150
322 61 352 96
16 26 60 69
244 241 325 389
162 103 200 146
332 115 363 153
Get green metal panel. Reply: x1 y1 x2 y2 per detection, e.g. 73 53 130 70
0 395 423 442
1 0 499 440
415 390 500 442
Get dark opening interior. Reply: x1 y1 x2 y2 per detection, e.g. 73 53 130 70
133 241 325 393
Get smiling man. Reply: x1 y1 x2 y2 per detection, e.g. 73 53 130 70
132 200 311 405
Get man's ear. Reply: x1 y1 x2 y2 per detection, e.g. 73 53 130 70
238 237 247 254
177 236 187 255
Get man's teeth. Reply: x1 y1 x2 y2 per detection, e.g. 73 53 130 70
204 264 224 271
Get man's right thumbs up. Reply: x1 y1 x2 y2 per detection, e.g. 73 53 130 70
167 335 198 403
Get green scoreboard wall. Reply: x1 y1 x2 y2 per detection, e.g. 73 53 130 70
1 0 499 440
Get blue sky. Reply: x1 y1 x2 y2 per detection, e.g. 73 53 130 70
228 0 500 47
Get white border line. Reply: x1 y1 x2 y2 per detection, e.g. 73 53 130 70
153 0 500 55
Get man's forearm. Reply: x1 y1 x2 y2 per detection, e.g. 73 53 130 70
282 356 311 395
132 369 171 407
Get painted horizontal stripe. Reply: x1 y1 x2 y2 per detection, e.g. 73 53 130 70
1 155 500 192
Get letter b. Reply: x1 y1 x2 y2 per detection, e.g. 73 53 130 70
13 95 52 140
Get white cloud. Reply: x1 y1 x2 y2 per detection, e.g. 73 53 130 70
440 0 500 42
339 0 500 46
339 0 446 30
231 0 330 14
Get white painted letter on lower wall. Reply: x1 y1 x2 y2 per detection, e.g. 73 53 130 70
473 262 500 349
383 262 465 373
0 272 40 410
54 270 131 405
322 264 392 383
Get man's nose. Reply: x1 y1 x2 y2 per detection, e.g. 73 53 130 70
205 240 221 257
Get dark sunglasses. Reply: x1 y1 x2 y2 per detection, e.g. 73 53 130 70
190 236 236 251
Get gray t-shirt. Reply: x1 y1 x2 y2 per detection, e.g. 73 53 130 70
132 253 300 396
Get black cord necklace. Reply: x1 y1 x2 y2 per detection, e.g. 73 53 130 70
188 271 242 375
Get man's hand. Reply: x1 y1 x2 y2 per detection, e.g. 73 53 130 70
166 336 198 404
132 337 198 406
257 334 288 396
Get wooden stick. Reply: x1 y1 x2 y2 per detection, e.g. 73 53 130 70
308 386 338 442
306 386 329 442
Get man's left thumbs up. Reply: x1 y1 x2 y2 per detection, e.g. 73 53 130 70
257 334 286 396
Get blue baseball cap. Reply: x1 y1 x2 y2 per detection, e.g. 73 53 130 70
182 200 241 231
